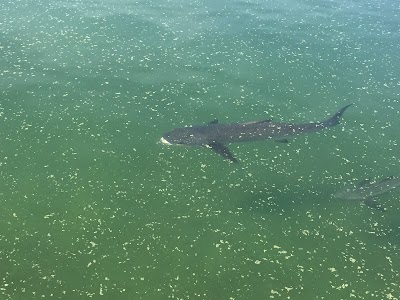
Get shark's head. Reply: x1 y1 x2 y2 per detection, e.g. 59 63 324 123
333 187 353 199
333 185 366 200
161 127 206 146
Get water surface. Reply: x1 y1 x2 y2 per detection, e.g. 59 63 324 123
1 0 399 299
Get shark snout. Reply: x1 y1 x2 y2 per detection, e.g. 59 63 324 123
160 137 172 145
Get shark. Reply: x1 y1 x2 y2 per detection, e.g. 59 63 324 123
160 104 352 162
334 176 400 210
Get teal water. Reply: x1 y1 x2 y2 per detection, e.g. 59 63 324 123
1 0 399 299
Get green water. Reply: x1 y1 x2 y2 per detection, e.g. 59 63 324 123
1 0 399 299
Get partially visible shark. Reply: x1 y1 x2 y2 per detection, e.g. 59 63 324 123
334 176 400 210
160 104 352 162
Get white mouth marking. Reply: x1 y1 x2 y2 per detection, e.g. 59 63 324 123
160 137 172 145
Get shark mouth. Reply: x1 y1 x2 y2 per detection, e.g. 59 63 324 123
160 137 172 145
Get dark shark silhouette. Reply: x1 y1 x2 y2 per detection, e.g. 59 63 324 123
161 104 352 162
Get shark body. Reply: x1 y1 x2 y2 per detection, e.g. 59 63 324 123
161 104 352 162
334 176 400 211
334 176 400 201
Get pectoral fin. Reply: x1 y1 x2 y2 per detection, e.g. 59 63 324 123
363 199 386 212
358 179 372 186
379 176 396 183
243 119 272 125
206 142 238 163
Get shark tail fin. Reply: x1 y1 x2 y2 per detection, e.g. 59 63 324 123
323 104 353 127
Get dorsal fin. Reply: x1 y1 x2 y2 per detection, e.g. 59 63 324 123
208 119 218 125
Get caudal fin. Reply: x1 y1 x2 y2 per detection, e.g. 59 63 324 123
323 104 353 127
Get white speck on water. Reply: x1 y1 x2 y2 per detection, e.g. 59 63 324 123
329 267 337 272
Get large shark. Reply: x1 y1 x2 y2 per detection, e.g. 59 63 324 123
160 104 352 162
334 176 400 210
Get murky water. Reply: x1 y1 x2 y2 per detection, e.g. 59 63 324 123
1 0 399 299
